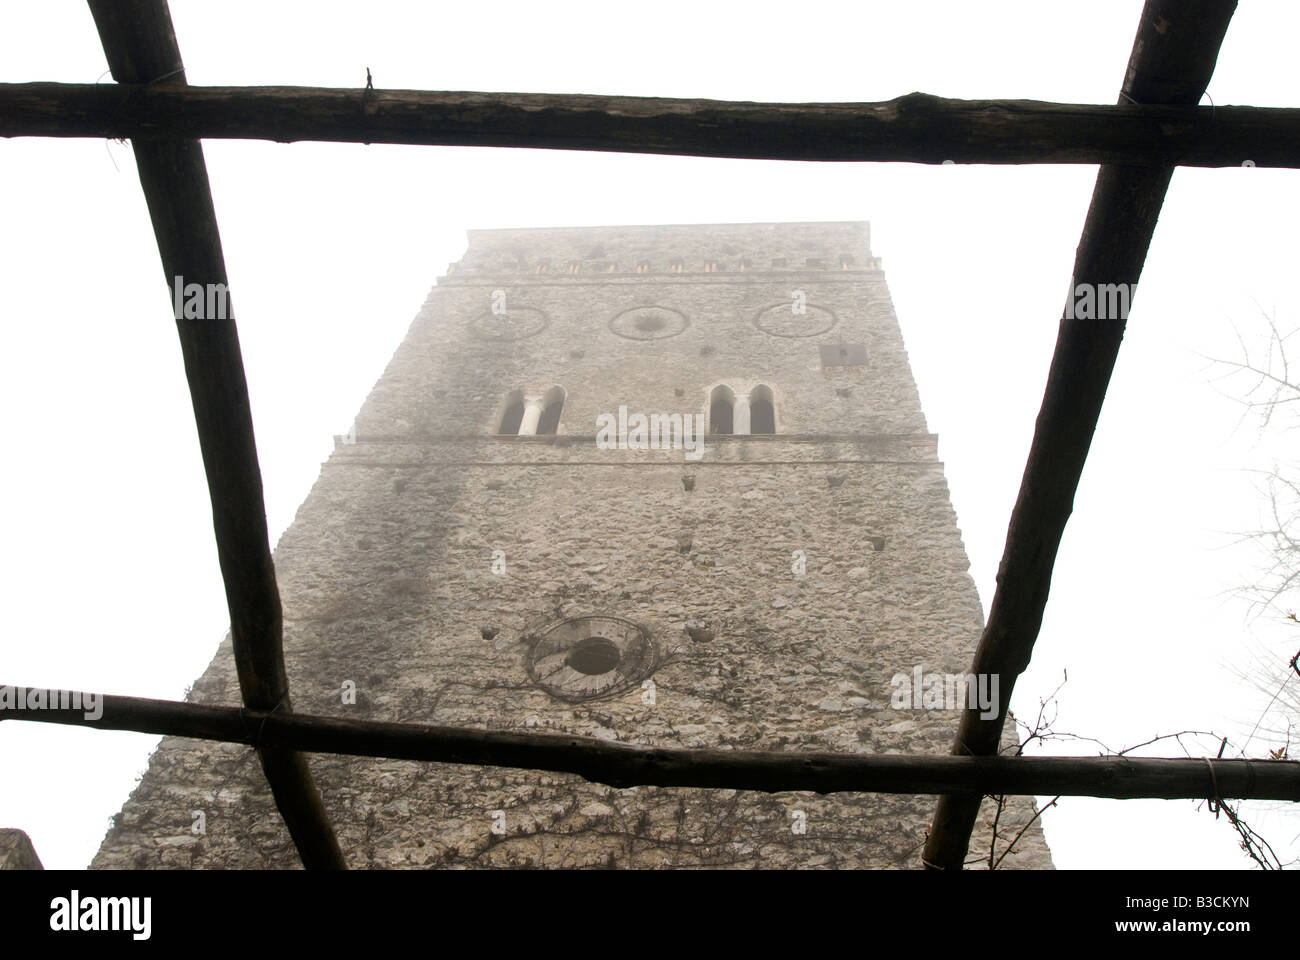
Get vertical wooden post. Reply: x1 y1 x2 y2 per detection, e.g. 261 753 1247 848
86 0 345 869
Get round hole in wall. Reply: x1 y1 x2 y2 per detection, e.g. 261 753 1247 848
566 636 620 675
528 615 658 702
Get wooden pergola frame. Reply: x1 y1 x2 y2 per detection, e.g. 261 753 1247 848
2 0 1297 871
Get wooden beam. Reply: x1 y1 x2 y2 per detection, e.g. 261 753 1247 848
2 82 1297 166
922 0 1240 871
86 0 345 870
5 689 1297 801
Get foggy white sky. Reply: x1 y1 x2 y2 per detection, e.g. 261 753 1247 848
2 0 1298 869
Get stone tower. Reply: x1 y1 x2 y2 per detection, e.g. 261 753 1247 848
93 221 1052 869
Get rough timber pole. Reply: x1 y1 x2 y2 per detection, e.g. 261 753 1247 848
86 0 346 869
6 689 1299 802
922 0 1239 870
2 83 1299 167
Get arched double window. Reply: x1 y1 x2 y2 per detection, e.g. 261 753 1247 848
708 384 776 435
497 386 565 436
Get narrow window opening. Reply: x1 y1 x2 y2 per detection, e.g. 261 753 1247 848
536 385 566 435
750 385 775 434
498 390 525 435
709 385 735 435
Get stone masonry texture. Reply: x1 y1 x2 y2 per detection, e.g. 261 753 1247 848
93 221 1053 869
0 829 44 870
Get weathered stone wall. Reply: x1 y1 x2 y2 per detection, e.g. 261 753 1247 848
92 222 1052 870
361 222 920 440
0 829 43 870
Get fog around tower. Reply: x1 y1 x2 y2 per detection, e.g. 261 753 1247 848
1 0 1298 869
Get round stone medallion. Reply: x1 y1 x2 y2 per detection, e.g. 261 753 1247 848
609 306 689 341
470 306 549 341
754 302 837 338
528 615 657 702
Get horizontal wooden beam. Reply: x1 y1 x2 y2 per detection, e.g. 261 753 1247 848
2 82 1297 166
3 688 1297 801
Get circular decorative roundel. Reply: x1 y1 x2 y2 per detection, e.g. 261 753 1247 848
754 302 837 339
528 615 657 702
470 306 549 341
609 306 689 341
